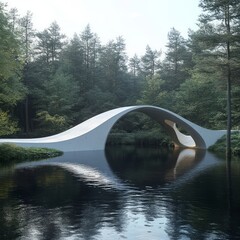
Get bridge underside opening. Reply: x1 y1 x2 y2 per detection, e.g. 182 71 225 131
106 111 196 148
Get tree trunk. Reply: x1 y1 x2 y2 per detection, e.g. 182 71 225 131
226 3 232 160
226 56 232 160
25 95 29 134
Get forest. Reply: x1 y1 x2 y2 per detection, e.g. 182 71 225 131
0 1 240 145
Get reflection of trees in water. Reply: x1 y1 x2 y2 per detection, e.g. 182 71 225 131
0 148 206 240
165 162 240 240
0 167 126 240
106 146 240 239
0 149 240 239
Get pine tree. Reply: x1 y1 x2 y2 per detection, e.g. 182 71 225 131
161 28 191 90
35 21 66 67
19 11 35 133
196 0 240 157
80 24 101 91
141 45 161 78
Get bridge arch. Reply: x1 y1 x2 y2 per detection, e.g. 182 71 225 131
0 105 226 152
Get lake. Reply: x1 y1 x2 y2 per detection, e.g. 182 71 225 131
0 146 240 240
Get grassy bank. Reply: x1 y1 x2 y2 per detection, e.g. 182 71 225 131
0 143 63 165
208 133 240 157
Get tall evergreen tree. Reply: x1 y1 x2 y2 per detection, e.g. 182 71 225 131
80 25 100 92
128 54 144 99
61 34 83 83
8 7 19 33
196 0 240 156
48 22 66 65
35 21 65 67
161 28 191 90
129 54 141 77
99 37 128 94
141 45 161 78
18 11 35 133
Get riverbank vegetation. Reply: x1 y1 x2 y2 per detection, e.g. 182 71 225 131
0 143 63 165
0 1 240 155
107 132 172 147
209 133 240 157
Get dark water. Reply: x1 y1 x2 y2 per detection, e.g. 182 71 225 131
0 146 240 240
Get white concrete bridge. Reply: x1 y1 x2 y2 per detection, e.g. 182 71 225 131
0 105 226 152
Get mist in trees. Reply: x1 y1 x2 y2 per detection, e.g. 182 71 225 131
0 1 240 145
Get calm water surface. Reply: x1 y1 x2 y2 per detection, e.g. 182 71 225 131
0 146 240 240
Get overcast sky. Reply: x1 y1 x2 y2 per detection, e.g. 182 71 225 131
3 0 201 57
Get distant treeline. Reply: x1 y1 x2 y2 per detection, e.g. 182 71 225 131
0 1 240 143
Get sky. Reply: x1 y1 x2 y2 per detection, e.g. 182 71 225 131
2 0 201 58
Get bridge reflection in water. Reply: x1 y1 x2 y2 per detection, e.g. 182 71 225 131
15 147 221 190
2 146 239 240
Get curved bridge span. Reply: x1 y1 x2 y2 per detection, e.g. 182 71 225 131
0 105 226 152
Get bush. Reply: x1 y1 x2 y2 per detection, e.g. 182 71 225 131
106 131 172 147
35 111 70 136
0 143 63 165
208 132 240 157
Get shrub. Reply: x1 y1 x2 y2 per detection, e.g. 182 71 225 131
106 131 172 147
208 132 240 157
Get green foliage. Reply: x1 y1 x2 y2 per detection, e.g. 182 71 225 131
232 85 240 127
138 74 167 106
141 45 161 78
35 111 69 136
0 143 62 165
107 131 171 147
0 77 26 107
42 71 78 116
0 4 22 81
161 28 192 91
174 71 226 128
84 86 117 113
107 112 171 147
0 4 26 136
0 111 19 135
209 133 240 157
35 21 66 64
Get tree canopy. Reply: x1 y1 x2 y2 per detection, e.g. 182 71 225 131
0 1 239 146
